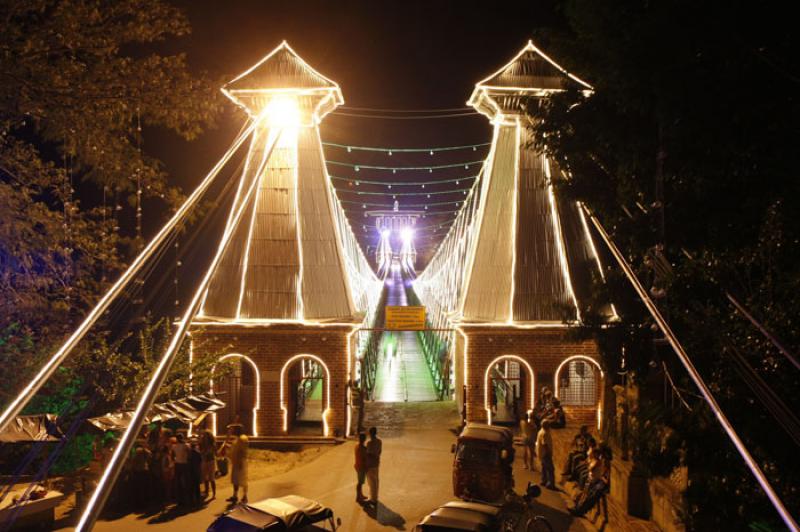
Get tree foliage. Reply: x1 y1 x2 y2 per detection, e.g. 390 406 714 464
0 0 222 338
0 0 225 472
530 1 800 528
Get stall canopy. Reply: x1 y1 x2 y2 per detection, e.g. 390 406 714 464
87 393 225 432
0 414 63 443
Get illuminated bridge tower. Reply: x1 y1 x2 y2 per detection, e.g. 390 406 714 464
455 42 615 428
191 42 379 439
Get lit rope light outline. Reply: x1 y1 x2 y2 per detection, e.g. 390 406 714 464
467 41 593 123
222 41 344 124
314 127 362 317
577 202 620 321
483 355 535 426
474 40 593 90
507 119 522 323
553 355 604 431
456 327 469 414
200 127 263 318
345 326 359 436
291 127 304 320
457 122 502 319
210 353 261 436
545 155 581 322
280 354 331 436
236 129 277 319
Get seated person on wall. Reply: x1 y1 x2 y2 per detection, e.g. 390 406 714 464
544 398 566 428
571 437 598 488
570 443 612 517
561 425 590 479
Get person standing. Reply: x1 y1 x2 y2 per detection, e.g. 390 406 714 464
129 440 151 510
520 413 536 470
536 420 555 489
172 433 190 505
365 426 382 507
199 429 217 499
354 432 368 503
189 438 203 506
227 425 249 504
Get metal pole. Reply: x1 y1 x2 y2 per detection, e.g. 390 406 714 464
0 119 257 435
75 126 280 531
583 204 799 531
726 292 800 372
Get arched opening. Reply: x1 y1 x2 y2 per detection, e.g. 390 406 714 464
484 355 535 426
554 355 604 429
280 354 331 436
210 354 260 436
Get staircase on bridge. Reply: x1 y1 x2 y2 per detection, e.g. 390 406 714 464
374 263 438 402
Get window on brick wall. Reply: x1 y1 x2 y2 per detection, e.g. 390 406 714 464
559 360 597 406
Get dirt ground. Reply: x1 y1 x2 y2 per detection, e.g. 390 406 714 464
51 445 331 529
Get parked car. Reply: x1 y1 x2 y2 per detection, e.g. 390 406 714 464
452 423 514 503
415 500 502 531
207 494 340 531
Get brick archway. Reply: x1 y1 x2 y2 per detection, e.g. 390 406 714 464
280 354 332 436
210 353 260 436
483 354 536 425
553 355 604 429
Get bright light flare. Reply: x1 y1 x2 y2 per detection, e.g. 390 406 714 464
263 96 300 127
400 227 414 244
381 229 391 238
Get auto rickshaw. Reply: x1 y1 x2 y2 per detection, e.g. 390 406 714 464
451 423 514 503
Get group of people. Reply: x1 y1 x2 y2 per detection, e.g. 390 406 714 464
352 426 382 508
109 423 250 512
561 425 612 516
518 386 567 490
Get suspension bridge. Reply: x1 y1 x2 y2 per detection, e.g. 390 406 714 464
0 40 796 531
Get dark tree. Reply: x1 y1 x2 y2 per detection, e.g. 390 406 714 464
530 1 800 528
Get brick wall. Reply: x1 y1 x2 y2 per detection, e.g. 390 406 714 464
460 326 602 426
190 323 353 438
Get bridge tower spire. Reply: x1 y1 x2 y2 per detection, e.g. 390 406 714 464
191 42 380 440
461 40 609 324
198 41 367 322
424 41 612 429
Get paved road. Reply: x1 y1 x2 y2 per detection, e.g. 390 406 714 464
85 402 589 531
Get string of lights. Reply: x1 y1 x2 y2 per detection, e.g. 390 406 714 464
336 188 469 197
330 175 476 186
322 141 490 154
330 111 479 120
327 160 484 171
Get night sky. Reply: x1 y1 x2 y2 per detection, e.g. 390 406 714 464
146 0 565 278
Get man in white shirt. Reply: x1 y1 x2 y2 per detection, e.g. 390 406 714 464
172 433 190 505
535 420 555 489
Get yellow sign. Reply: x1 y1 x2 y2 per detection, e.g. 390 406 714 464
385 306 426 330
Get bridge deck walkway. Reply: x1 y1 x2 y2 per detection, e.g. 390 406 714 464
373 264 438 402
